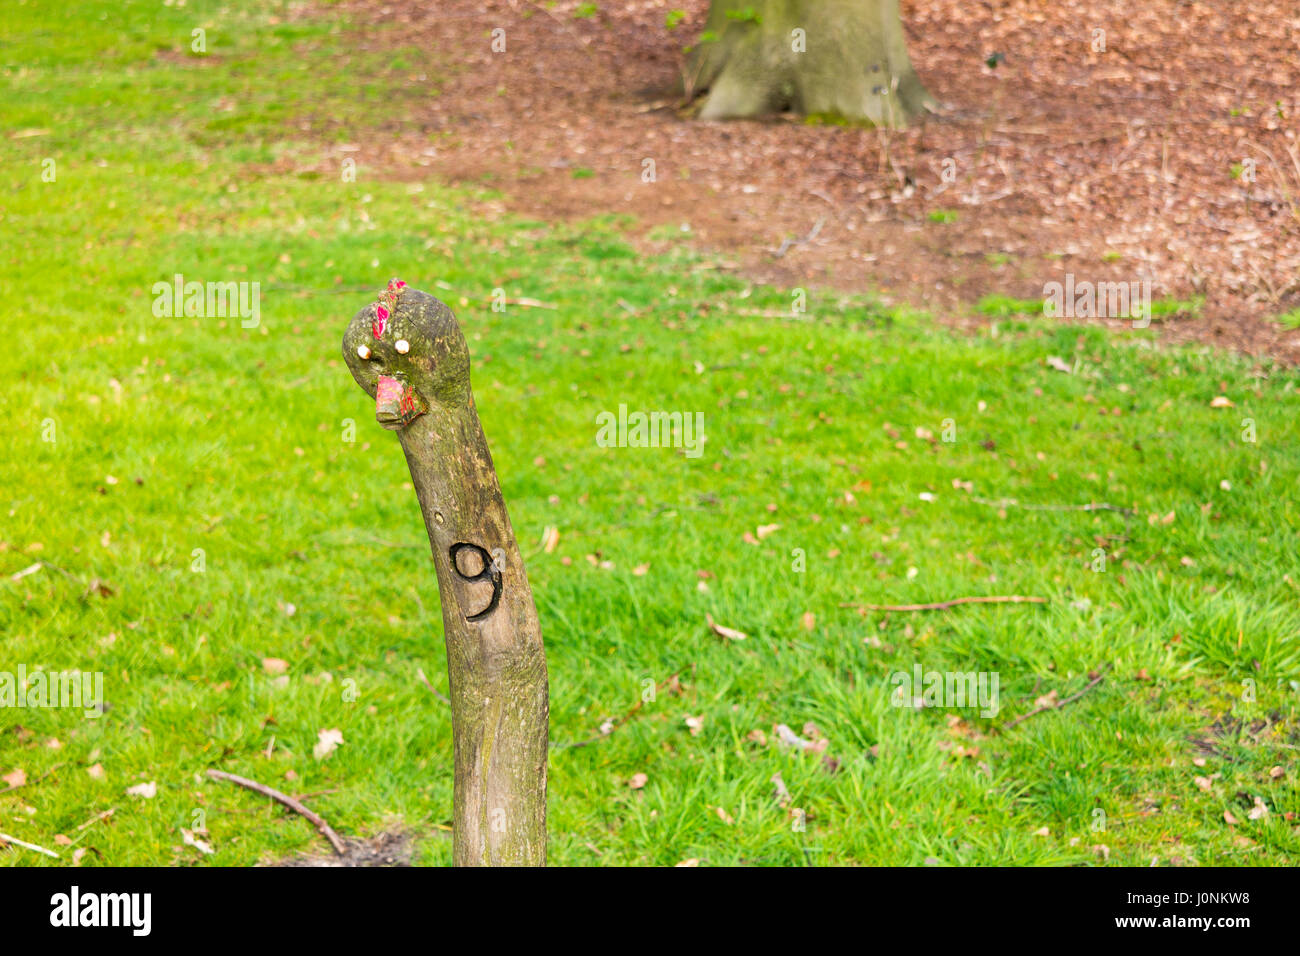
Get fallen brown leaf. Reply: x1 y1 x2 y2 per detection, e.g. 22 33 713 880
313 728 344 760
705 613 747 641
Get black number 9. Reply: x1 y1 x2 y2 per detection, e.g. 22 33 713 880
449 542 502 622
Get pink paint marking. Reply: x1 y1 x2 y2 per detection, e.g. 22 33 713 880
371 280 405 338
376 375 403 406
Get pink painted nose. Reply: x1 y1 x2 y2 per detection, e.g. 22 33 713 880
375 374 422 429
376 375 403 409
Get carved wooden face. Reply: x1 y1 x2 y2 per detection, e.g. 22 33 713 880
342 283 472 430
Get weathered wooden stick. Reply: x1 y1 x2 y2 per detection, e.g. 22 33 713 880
343 280 549 867
206 769 347 855
0 831 60 859
840 595 1048 612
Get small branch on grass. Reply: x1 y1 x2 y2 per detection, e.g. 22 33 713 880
1 762 64 795
9 562 43 582
840 595 1048 612
970 496 1136 517
555 669 689 749
490 297 557 310
416 668 451 706
205 769 347 856
75 808 116 832
293 789 340 802
7 560 112 600
0 831 59 859
1003 664 1112 730
10 560 81 584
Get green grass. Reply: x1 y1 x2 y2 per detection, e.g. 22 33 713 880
1 0 1298 868
977 294 1044 318
977 293 1204 322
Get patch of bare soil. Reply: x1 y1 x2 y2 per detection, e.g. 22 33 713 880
271 830 414 867
299 0 1300 363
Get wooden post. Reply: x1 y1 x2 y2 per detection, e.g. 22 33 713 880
343 280 549 866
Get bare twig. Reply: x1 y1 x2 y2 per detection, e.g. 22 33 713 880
970 496 1136 517
0 762 63 795
8 561 112 603
293 789 341 802
9 562 42 582
75 808 116 832
205 769 347 855
840 595 1048 612
490 297 557 310
416 668 451 705
555 669 688 749
0 831 60 858
1003 665 1113 730
10 560 82 584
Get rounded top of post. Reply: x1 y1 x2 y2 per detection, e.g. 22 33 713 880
342 280 471 407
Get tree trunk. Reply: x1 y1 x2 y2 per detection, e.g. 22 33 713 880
687 0 933 126
343 282 549 866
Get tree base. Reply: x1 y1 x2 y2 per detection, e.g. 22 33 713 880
687 0 934 128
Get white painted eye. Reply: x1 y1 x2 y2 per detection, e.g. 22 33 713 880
395 339 410 354
356 345 371 360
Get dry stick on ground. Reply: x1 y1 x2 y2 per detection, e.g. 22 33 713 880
75 808 116 832
557 670 688 749
970 496 1136 517
9 562 42 582
10 560 112 602
293 789 340 802
0 832 59 859
416 667 452 706
1003 665 1113 731
11 560 80 584
206 769 347 855
840 595 1048 612
487 297 557 310
0 762 64 795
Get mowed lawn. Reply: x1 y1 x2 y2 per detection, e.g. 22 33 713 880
1 0 1298 866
